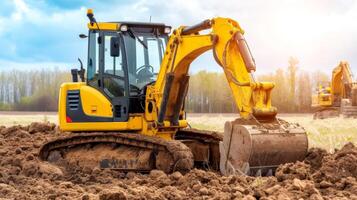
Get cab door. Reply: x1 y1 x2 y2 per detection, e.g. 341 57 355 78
99 32 129 122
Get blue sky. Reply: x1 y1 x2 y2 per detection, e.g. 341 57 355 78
0 0 357 75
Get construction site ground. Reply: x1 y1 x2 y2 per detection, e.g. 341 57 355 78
1 112 355 151
0 113 356 199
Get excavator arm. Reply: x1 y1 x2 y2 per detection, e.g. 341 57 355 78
147 18 307 175
331 61 356 103
149 18 276 127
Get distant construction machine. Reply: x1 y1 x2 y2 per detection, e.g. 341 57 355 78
312 61 357 119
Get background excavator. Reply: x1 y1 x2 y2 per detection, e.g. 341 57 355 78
312 61 357 119
39 9 308 176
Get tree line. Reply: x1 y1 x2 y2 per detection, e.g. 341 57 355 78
0 68 71 111
0 58 330 113
186 57 330 113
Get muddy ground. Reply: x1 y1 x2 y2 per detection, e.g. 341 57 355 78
0 123 356 200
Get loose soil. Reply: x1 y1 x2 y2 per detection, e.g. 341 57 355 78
0 122 356 200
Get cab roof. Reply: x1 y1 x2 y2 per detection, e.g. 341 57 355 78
88 21 171 35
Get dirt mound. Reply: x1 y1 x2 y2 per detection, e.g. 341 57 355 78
276 142 357 199
0 123 356 199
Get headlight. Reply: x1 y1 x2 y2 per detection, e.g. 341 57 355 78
120 25 128 32
164 27 171 34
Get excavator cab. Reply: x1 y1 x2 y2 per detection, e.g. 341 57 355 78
311 82 333 108
65 21 172 125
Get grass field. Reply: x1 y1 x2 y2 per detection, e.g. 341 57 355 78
0 112 57 126
0 112 356 152
188 113 357 152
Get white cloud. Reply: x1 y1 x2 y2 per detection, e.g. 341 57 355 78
0 0 87 65
11 0 29 21
0 0 85 32
90 0 357 75
0 0 356 76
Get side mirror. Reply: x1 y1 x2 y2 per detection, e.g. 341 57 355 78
79 34 88 39
110 37 120 57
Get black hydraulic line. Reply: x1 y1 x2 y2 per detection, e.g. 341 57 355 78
157 73 175 124
171 75 189 126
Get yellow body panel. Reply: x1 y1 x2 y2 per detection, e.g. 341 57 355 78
60 116 143 132
311 85 333 108
311 94 333 107
88 22 119 31
80 85 113 117
58 82 187 139
59 82 141 132
59 82 113 117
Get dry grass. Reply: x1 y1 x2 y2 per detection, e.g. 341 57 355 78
0 113 57 126
0 112 355 152
284 116 357 152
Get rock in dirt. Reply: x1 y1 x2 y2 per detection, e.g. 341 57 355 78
170 171 183 180
292 178 307 190
28 122 55 133
275 161 311 181
318 180 333 188
1 126 30 138
38 162 64 178
99 191 127 200
264 184 281 195
149 170 167 179
81 194 90 200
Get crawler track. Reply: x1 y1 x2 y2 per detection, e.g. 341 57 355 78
39 132 194 173
313 107 340 119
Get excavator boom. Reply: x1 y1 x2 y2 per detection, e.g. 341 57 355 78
152 18 276 124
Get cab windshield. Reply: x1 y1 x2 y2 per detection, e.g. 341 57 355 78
86 29 167 99
123 32 166 88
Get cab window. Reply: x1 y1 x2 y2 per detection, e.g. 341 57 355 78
123 33 166 89
103 34 126 98
104 35 124 77
87 31 99 81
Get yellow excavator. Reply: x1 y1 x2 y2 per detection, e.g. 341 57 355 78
39 9 308 176
312 61 357 119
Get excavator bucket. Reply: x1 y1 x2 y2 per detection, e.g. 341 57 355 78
220 119 308 176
